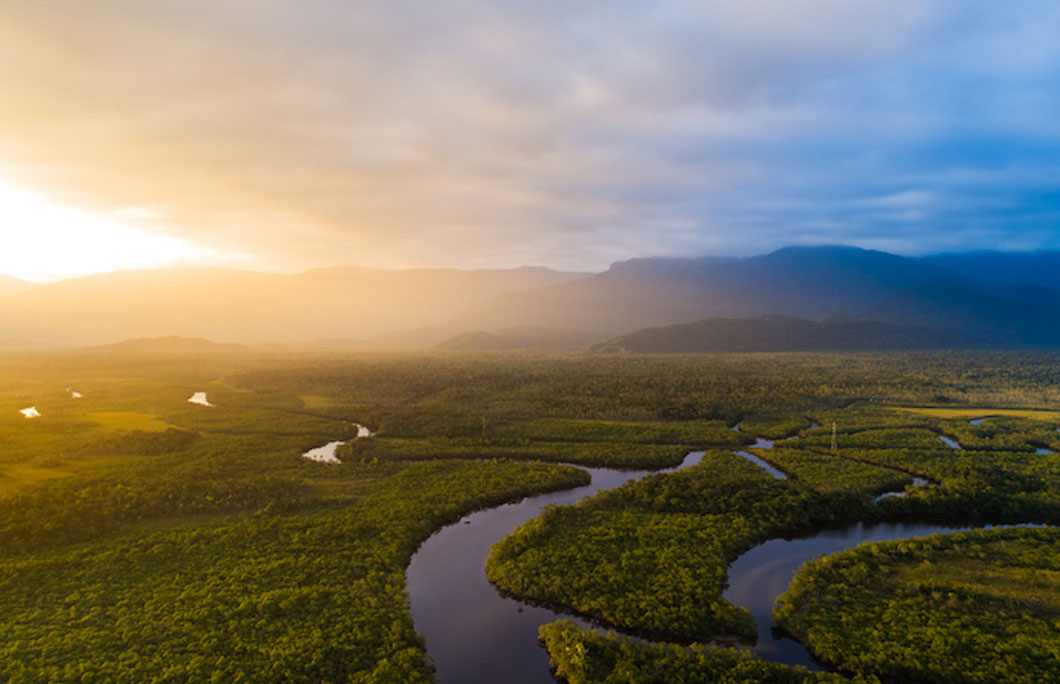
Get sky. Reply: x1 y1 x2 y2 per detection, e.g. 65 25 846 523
2 1 1060 281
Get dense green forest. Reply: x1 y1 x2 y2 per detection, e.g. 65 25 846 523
2 348 1060 682
775 527 1060 683
539 620 880 684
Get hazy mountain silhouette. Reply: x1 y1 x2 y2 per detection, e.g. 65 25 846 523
451 246 1060 349
920 251 1060 291
78 336 244 355
0 266 584 346
436 326 606 351
454 246 958 335
867 279 1060 347
4 246 1060 349
592 314 957 353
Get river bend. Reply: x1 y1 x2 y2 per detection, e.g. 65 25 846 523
405 427 1034 682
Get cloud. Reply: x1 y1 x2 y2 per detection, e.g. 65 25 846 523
1 1 1059 272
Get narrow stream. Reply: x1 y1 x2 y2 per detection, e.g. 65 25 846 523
300 423 375 464
938 434 963 449
733 436 785 479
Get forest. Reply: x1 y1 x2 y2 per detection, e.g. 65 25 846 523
2 347 1060 682
775 527 1060 683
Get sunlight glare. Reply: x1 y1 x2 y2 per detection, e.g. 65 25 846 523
0 177 211 282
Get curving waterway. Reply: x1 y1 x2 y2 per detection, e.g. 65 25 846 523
407 450 705 684
406 426 1031 682
722 519 997 670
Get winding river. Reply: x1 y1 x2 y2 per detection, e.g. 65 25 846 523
407 451 706 684
405 424 1026 682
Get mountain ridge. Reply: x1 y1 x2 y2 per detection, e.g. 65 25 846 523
3 246 1060 349
591 314 960 354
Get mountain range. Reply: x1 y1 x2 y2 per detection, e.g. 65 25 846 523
3 246 1060 351
591 314 961 354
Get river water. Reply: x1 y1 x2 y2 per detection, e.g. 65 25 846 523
722 519 982 669
405 426 1017 682
406 451 705 684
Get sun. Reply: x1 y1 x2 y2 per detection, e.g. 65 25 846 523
0 176 212 282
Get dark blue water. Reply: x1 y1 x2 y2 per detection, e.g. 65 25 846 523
406 451 705 684
405 429 1010 683
721 520 985 669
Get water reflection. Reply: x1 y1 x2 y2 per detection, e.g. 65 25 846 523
302 440 345 464
300 423 375 464
733 450 786 479
407 451 705 684
873 476 930 502
187 391 214 407
937 434 962 449
721 520 1010 669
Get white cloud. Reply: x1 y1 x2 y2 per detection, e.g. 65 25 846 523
1 1 1059 272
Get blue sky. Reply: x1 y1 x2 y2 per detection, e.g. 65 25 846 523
2 1 1060 276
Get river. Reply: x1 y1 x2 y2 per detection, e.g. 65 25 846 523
406 450 705 684
405 425 1020 682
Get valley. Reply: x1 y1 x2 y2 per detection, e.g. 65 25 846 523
1 347 1060 682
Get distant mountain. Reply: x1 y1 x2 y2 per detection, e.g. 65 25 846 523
867 279 1060 347
455 246 959 335
592 314 957 353
0 266 585 346
5 246 1060 350
920 251 1060 291
79 336 244 355
0 275 37 297
436 326 605 351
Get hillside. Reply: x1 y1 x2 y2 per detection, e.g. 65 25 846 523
867 279 1060 347
592 315 958 353
920 251 1060 290
454 246 959 335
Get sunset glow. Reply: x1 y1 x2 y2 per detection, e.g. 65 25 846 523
2 1 1059 280
0 177 211 282
1 4 1060 683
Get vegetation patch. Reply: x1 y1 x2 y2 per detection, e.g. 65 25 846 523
495 418 751 447
775 526 1060 684
488 451 877 641
341 437 692 469
890 406 1060 423
0 459 587 682
5 350 1060 681
539 620 877 684
87 411 172 432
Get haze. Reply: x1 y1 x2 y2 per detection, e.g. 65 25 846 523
3 2 1060 282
